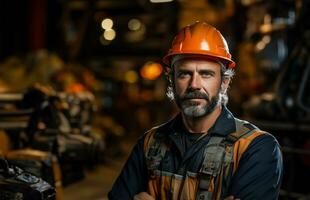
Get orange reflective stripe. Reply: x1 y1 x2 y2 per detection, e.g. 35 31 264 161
232 131 265 173
148 174 200 200
148 175 172 199
148 178 159 198
144 128 157 151
181 175 199 200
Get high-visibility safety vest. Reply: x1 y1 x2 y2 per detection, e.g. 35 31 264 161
144 118 267 200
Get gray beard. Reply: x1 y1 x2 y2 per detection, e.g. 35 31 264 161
174 90 220 118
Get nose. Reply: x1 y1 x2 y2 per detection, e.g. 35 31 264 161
189 72 201 90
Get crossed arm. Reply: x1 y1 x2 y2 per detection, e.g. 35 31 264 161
134 192 240 200
109 134 283 199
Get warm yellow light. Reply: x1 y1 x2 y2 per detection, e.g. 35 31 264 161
125 70 138 83
101 18 113 30
260 24 272 34
99 34 111 45
256 41 266 51
128 19 142 31
150 0 173 3
255 35 270 51
104 29 116 41
262 35 271 43
140 62 163 80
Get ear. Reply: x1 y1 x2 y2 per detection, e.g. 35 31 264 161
165 67 173 83
221 76 231 94
165 67 171 75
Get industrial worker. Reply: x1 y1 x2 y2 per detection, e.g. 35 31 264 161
108 21 283 200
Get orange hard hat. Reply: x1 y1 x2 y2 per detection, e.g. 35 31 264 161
163 21 235 68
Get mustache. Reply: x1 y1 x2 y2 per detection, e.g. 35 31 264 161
180 91 210 101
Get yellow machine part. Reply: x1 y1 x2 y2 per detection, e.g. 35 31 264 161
0 130 12 156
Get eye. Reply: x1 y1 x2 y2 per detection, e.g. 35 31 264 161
201 73 212 78
177 71 191 78
201 72 213 78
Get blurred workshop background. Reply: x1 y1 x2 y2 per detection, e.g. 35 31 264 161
0 0 309 199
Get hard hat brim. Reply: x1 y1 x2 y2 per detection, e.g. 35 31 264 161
163 51 235 69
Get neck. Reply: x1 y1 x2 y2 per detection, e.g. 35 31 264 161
182 105 222 134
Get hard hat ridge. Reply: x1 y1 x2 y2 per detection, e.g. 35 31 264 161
163 21 235 69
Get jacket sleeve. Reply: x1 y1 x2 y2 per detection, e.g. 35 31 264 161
108 136 148 200
227 134 283 200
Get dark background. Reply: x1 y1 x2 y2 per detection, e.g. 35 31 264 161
0 0 309 199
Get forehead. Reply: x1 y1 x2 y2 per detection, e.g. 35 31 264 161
173 58 221 71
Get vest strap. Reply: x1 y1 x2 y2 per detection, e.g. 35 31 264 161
196 137 226 200
196 118 260 200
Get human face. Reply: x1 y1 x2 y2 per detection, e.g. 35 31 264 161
173 58 222 118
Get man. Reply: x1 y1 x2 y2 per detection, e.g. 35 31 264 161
108 21 283 200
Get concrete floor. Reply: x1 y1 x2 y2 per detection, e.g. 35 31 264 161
62 139 135 200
